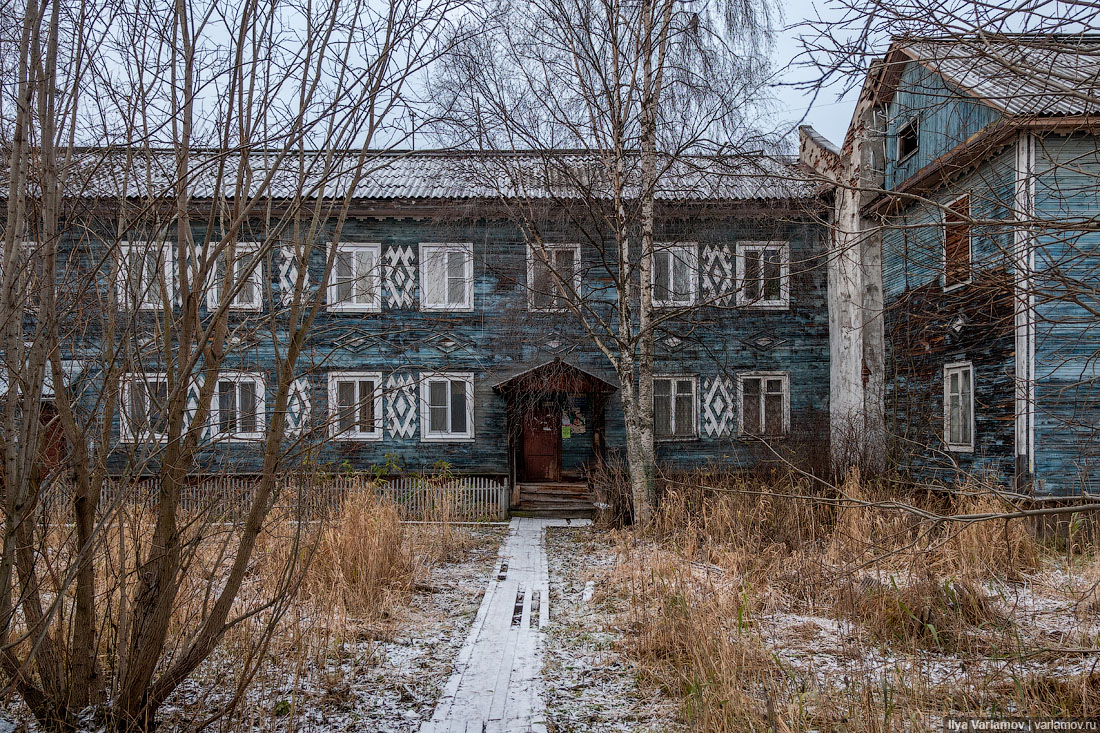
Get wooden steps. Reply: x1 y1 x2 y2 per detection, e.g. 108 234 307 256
511 481 595 519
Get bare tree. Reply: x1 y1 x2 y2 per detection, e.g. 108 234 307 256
431 0 781 523
0 0 470 727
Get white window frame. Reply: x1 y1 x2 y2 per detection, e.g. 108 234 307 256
943 361 975 453
653 374 699 441
120 372 171 443
527 243 581 312
737 371 790 437
419 372 474 442
209 371 265 441
651 243 698 308
116 241 175 311
206 242 264 311
328 242 382 312
419 243 474 312
941 195 974 293
328 371 383 441
736 242 790 310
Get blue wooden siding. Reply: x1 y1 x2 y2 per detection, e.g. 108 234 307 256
885 61 1001 190
881 149 1018 485
1032 133 1100 495
61 209 829 477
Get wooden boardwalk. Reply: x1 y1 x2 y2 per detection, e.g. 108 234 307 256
421 517 588 733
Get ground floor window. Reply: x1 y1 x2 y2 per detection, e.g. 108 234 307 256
739 372 789 436
944 361 974 451
329 372 382 440
211 372 265 440
121 372 170 442
654 375 697 439
420 372 474 441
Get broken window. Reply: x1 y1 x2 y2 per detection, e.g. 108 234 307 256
944 362 974 451
740 373 788 436
329 373 381 439
897 118 919 161
654 376 697 439
421 372 473 441
943 196 972 289
653 244 696 306
529 244 580 311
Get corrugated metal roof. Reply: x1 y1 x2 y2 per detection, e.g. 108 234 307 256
899 37 1100 116
7 149 816 202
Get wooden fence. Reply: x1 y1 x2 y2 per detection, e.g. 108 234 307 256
44 475 510 522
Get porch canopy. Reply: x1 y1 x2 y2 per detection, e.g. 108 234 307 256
491 358 618 396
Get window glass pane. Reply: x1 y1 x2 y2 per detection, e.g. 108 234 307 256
354 250 374 304
428 381 447 432
654 393 671 436
766 378 783 394
949 394 962 444
237 252 258 305
128 382 145 433
742 378 761 433
672 252 690 302
337 381 355 432
531 258 553 310
218 381 236 432
674 391 694 436
150 380 168 434
214 253 228 304
744 252 761 301
762 249 782 300
446 251 468 305
764 393 783 435
239 381 257 433
358 380 375 432
423 249 446 305
450 380 467 434
654 252 670 302
335 250 353 303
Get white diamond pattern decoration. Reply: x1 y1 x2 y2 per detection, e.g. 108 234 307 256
701 244 735 306
385 374 418 439
702 375 735 437
184 375 206 435
278 246 307 305
285 378 311 436
384 246 416 308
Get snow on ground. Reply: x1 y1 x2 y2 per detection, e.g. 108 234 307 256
542 527 682 733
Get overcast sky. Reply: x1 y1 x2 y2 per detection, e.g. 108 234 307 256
769 0 860 147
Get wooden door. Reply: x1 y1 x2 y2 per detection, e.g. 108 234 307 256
522 402 561 481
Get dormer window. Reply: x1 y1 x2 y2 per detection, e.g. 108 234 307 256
897 119 919 162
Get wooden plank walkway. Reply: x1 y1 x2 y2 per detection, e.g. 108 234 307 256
421 517 589 733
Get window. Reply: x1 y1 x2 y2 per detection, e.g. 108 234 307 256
943 196 972 290
739 373 789 436
897 118 919 161
528 244 580 311
737 242 789 308
944 362 974 451
654 376 697 439
652 244 697 307
420 243 473 311
329 243 381 311
117 241 174 310
328 372 382 440
208 243 263 311
419 372 474 441
121 372 170 442
210 372 264 440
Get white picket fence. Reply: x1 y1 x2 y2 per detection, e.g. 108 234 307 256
46 475 510 521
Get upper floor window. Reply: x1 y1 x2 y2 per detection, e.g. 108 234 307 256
897 118 919 161
944 361 974 452
211 371 264 440
329 372 382 440
737 242 789 309
117 241 174 310
654 375 697 439
420 372 474 441
652 244 697 307
943 196 972 290
329 243 381 312
121 372 169 442
739 372 789 436
528 243 580 312
209 243 263 311
420 243 473 311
